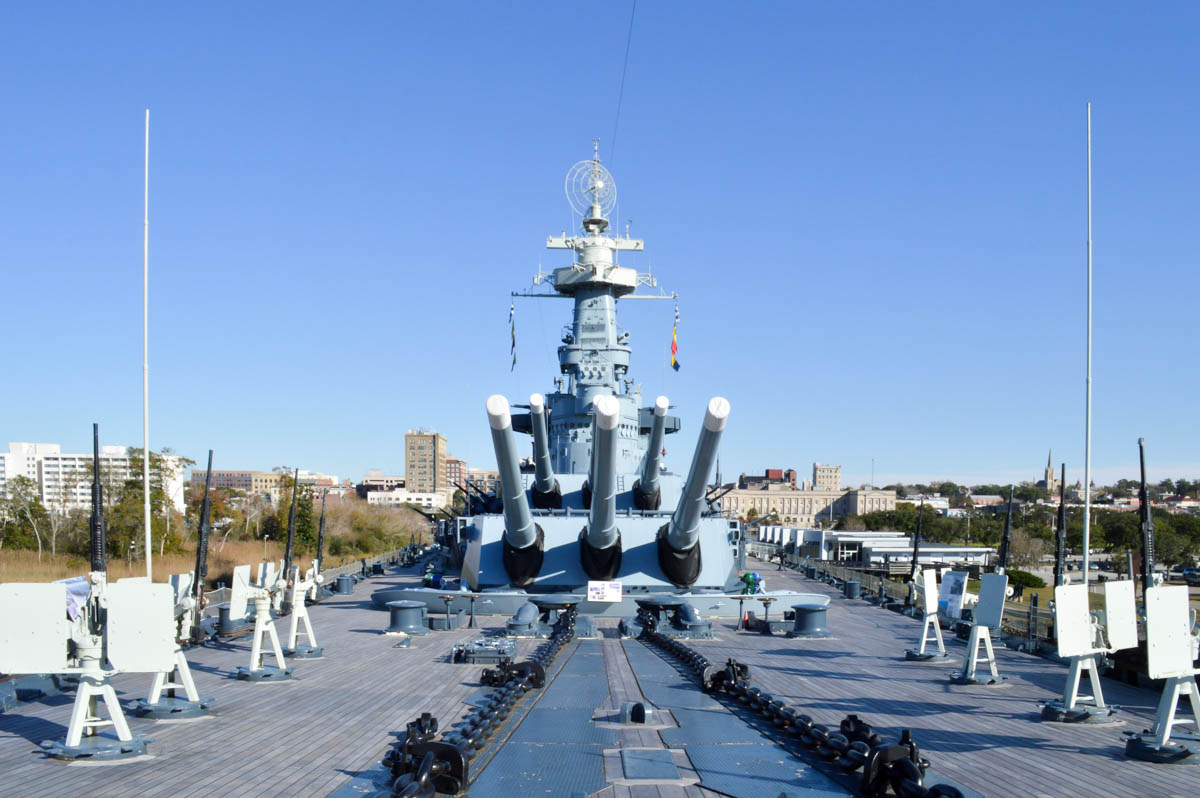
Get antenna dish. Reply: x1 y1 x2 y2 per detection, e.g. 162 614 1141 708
565 158 617 218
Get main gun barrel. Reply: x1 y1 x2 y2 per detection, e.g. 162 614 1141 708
487 394 543 586
658 397 730 586
634 396 669 510
529 393 561 509
581 395 622 579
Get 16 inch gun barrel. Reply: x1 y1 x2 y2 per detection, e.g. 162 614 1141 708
658 398 729 586
529 393 561 509
488 395 543 586
635 396 669 510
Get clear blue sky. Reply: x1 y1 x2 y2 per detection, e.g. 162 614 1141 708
2 2 1197 489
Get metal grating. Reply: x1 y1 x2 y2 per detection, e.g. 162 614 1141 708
620 748 680 780
683 743 849 798
661 706 771 745
507 708 620 745
468 742 608 797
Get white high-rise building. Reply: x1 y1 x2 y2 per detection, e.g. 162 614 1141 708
0 442 186 513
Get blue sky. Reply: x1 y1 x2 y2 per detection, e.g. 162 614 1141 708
2 2 1197 489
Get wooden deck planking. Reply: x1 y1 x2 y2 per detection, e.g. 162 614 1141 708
4 557 1198 797
713 559 1199 798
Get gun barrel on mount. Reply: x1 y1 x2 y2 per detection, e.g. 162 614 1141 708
658 397 730 587
1138 438 1156 593
284 468 299 582
191 450 214 614
634 395 669 510
529 393 561 508
487 394 543 586
315 490 327 574
88 423 107 574
909 501 924 581
997 485 1014 571
1054 463 1067 587
581 395 622 579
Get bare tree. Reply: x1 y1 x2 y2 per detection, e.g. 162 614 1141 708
7 476 47 561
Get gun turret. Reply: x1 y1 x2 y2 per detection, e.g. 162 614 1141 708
1138 438 1156 593
658 397 730 587
189 450 214 642
88 423 107 575
634 395 669 510
315 490 327 575
996 485 1014 572
529 393 561 509
1054 463 1067 587
580 395 622 579
487 394 543 586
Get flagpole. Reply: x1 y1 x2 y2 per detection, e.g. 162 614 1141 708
143 108 152 580
1082 103 1093 581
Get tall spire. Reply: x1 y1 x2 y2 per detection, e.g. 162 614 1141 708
1047 449 1053 469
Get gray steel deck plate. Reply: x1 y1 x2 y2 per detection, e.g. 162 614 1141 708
683 743 849 798
507 708 620 745
661 706 772 745
620 747 681 780
468 742 607 797
539 674 613 708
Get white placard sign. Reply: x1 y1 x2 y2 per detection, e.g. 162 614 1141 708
587 581 622 602
1054 584 1094 657
973 573 1008 628
939 571 968 619
1145 586 1192 680
0 583 70 674
1102 580 1138 653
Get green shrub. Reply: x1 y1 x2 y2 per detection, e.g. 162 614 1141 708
1006 569 1045 589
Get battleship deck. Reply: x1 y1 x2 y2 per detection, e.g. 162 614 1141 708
1 559 1197 797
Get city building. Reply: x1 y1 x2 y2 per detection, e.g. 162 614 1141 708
465 468 499 494
1 441 185 513
406 429 448 493
446 458 468 489
357 469 405 498
1038 450 1061 496
366 488 448 510
721 462 896 527
189 469 282 496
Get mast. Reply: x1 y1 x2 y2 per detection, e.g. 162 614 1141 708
142 108 152 579
1082 102 1093 581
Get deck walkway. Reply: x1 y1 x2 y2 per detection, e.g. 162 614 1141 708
1 557 1197 797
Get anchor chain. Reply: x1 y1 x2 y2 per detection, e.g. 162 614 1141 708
383 605 578 797
640 629 966 798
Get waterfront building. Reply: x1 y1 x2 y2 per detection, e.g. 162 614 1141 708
366 488 448 509
721 462 896 526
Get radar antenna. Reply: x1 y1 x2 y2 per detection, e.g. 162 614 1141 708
565 139 616 232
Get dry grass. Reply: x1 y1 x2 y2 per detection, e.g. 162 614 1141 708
0 539 396 589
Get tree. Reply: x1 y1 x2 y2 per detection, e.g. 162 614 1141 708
1009 528 1047 569
7 476 48 560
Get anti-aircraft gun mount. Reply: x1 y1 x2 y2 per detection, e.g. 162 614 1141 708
0 425 180 760
370 146 825 620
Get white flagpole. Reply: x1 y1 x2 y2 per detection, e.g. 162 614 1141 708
143 108 152 580
1082 103 1093 581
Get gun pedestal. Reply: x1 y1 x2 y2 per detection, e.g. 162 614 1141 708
948 573 1009 686
134 648 212 719
1041 582 1137 724
236 589 294 682
283 570 324 659
905 569 949 663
